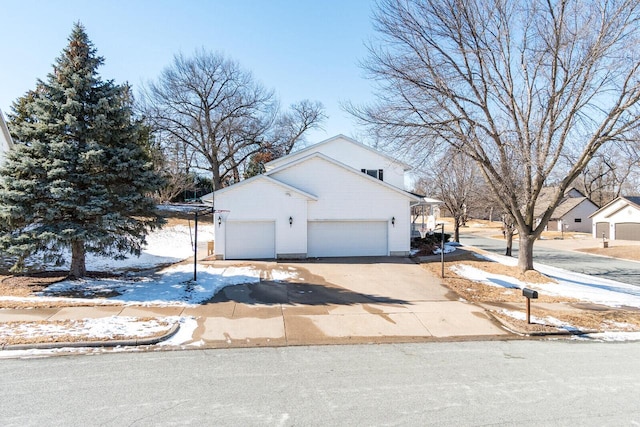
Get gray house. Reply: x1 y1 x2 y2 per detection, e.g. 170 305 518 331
534 187 599 233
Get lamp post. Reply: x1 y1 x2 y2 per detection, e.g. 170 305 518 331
193 206 214 281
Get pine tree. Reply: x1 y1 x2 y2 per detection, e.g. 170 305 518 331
0 23 164 278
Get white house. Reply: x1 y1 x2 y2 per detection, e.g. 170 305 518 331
0 109 14 164
590 196 640 241
202 135 422 260
534 187 598 233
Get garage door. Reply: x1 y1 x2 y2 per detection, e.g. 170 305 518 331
226 221 275 259
595 222 609 239
307 221 387 257
615 223 640 241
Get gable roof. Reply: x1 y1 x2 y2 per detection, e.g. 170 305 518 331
202 174 318 202
264 134 413 172
533 187 596 218
265 151 422 202
589 196 640 218
626 196 640 207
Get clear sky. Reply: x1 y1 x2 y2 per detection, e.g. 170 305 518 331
0 0 378 142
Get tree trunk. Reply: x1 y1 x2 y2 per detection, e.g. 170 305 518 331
505 229 513 257
70 240 87 279
453 216 460 242
517 233 536 272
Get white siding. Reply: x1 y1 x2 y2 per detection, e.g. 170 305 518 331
561 200 597 233
267 136 407 188
214 178 309 259
270 156 412 255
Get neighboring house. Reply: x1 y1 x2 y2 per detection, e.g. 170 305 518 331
0 109 15 164
202 134 422 260
534 187 598 233
590 196 640 241
411 197 443 237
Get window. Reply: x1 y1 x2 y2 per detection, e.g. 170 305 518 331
361 168 384 181
574 218 582 223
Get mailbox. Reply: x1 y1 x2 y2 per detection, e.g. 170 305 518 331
522 288 538 299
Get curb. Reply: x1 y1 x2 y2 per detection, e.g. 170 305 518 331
1 322 180 351
486 312 595 337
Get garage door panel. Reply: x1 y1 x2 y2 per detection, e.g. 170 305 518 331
595 222 609 239
308 221 387 257
226 221 275 259
615 223 640 241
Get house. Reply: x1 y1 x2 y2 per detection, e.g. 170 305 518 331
0 109 14 164
534 187 598 233
590 196 640 241
411 197 443 237
202 135 422 260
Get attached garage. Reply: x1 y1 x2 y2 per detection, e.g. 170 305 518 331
615 223 640 241
307 221 388 257
591 197 640 241
226 221 275 259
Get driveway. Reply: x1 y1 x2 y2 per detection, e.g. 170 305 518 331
189 257 509 346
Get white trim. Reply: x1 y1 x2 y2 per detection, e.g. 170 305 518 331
264 134 413 171
202 174 318 203
590 196 640 218
266 152 422 202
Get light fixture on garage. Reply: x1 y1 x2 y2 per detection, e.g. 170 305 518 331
218 215 222 227
391 216 395 227
289 216 293 227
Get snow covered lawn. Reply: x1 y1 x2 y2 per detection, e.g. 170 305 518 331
40 263 262 305
454 251 640 309
0 317 175 347
0 222 293 350
447 251 640 340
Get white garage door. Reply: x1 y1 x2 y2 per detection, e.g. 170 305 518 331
308 221 388 257
226 221 275 259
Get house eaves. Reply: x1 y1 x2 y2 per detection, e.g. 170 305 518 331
550 197 589 219
264 134 413 172
0 109 15 150
202 174 318 203
265 151 422 202
589 196 640 218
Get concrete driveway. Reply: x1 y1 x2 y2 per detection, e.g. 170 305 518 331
189 257 509 347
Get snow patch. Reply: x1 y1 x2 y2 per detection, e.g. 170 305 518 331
42 264 263 305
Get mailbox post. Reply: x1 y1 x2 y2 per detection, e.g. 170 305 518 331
522 288 538 324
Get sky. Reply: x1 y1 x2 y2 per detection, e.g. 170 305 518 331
0 0 378 142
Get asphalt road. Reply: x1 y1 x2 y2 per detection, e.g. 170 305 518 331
1 341 639 426
460 233 640 286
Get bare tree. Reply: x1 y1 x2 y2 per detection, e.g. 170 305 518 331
244 100 327 178
350 0 640 272
416 149 482 242
141 50 325 190
574 140 640 206
140 50 276 190
147 130 197 202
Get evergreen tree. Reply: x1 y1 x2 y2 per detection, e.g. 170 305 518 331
0 23 164 278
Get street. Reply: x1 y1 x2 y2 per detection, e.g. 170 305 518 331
1 340 639 425
460 233 640 286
